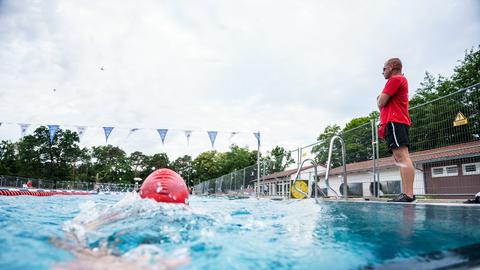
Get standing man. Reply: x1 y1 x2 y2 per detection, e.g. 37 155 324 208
377 58 415 202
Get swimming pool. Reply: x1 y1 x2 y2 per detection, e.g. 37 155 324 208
1 194 479 270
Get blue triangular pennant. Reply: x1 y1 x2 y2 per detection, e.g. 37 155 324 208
253 132 260 147
47 125 59 143
207 131 218 148
156 129 168 144
103 127 114 143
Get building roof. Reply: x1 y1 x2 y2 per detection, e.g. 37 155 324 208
319 140 480 176
261 164 320 181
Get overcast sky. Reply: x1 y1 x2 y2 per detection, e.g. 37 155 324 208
0 0 479 159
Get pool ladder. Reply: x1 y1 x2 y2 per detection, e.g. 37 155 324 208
292 135 347 200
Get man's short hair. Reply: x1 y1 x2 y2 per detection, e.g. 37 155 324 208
387 58 402 71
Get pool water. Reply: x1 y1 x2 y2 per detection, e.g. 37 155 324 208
1 194 479 270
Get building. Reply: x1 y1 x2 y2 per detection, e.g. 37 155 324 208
255 164 326 197
319 141 480 198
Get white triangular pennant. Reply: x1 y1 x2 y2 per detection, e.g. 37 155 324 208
229 131 239 140
76 126 87 141
128 128 139 137
184 130 192 145
19 123 30 137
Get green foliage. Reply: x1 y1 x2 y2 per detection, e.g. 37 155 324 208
145 153 170 172
91 145 131 183
0 140 18 175
264 146 294 173
218 145 257 174
312 125 342 166
192 150 222 183
410 45 480 107
129 151 148 178
170 155 193 186
407 45 480 154
451 45 480 89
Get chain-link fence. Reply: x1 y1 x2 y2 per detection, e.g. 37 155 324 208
0 174 134 192
194 83 480 199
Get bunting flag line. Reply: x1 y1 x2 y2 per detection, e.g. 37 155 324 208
76 126 86 141
128 128 139 137
229 131 238 140
3 121 260 149
103 127 114 144
19 123 30 137
157 129 168 144
47 125 60 143
207 131 218 148
184 130 192 146
253 132 261 147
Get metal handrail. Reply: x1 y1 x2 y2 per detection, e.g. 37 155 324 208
292 159 318 199
324 135 346 200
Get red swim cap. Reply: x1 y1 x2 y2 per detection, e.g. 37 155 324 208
140 168 189 204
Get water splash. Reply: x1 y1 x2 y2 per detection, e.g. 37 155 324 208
58 193 217 269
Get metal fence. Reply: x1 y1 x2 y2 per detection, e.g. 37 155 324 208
194 83 480 199
0 175 135 192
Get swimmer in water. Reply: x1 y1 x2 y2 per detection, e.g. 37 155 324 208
51 233 189 270
50 193 190 270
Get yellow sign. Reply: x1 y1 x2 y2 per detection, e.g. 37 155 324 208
453 112 468 127
290 180 309 199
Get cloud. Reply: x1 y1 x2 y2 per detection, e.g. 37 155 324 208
0 0 479 159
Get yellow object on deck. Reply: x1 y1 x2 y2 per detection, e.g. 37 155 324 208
291 180 308 199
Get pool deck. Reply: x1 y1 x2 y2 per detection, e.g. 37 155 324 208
261 195 480 206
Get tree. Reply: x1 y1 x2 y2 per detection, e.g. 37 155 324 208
55 129 83 180
312 125 342 167
451 45 480 89
192 151 222 183
408 45 480 153
342 118 372 164
76 148 93 181
91 145 131 183
16 128 47 178
265 146 294 173
129 151 148 178
0 140 18 175
218 145 257 175
145 153 170 173
170 155 193 186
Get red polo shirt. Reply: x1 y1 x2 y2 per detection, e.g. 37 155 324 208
378 74 411 138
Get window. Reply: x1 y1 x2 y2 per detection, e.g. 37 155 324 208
462 162 480 176
432 165 458 178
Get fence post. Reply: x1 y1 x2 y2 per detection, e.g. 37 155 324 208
243 168 246 190
371 119 377 197
374 118 380 197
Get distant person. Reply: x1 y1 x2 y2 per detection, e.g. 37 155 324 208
377 58 415 202
26 180 33 188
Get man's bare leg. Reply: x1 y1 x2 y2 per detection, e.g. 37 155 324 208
392 146 415 197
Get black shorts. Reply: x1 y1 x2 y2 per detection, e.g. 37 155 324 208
384 122 409 153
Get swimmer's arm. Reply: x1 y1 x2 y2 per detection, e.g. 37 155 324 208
377 93 390 109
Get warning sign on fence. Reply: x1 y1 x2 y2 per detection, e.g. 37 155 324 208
453 112 468 127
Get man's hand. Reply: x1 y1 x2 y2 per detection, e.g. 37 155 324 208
377 93 390 109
